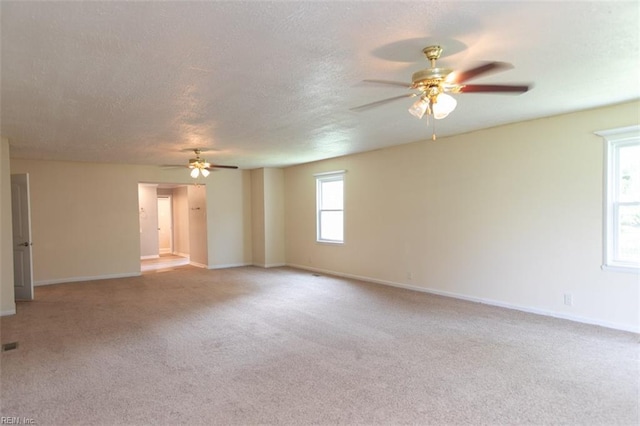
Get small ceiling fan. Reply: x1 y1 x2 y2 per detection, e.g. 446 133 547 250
165 149 238 178
352 45 531 139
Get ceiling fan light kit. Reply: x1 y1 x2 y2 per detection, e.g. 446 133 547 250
188 149 212 179
190 167 210 178
164 148 238 179
355 45 531 140
432 93 457 120
408 97 429 119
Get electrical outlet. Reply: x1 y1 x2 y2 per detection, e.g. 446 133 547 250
563 293 573 306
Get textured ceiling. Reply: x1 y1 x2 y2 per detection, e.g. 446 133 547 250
1 1 639 169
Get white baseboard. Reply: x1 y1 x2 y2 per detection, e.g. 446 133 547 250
208 263 252 270
140 255 160 260
190 261 208 269
287 264 640 334
173 251 190 257
159 248 171 254
1 306 16 316
35 272 141 286
253 262 286 268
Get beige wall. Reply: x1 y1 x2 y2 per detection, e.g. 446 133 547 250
173 186 190 256
4 102 638 330
8 159 252 283
206 169 253 268
251 168 285 267
0 138 16 315
284 101 640 332
264 168 285 267
187 185 208 267
251 169 266 266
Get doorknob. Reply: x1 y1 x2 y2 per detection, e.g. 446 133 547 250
18 242 31 247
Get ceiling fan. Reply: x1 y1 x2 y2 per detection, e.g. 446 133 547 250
353 45 531 139
166 149 238 178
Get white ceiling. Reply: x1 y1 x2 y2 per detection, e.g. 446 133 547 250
1 1 639 170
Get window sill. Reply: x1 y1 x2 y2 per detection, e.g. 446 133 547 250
316 240 344 245
601 264 640 274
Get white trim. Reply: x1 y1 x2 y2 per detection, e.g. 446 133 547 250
140 254 160 260
35 272 141 286
1 307 16 316
594 125 640 138
190 261 208 269
288 264 640 334
208 262 252 269
173 251 190 257
316 240 345 246
313 170 346 177
597 125 640 272
601 264 640 274
253 262 287 268
316 171 345 244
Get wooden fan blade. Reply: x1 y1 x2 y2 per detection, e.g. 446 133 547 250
450 62 513 83
362 79 413 88
206 164 238 170
460 84 530 94
350 93 417 111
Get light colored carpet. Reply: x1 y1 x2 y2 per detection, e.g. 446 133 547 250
1 266 637 425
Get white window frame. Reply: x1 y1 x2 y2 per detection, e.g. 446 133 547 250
315 170 345 244
595 125 640 273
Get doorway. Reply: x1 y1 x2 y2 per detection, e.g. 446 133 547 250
157 196 172 254
11 173 34 301
138 183 207 271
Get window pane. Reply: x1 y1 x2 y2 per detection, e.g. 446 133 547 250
321 180 343 209
618 144 640 202
616 204 640 263
320 211 343 241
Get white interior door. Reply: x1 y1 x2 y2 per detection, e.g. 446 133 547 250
157 196 172 254
11 173 34 301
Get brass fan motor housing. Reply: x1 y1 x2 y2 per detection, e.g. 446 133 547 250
411 46 453 91
189 158 210 169
422 45 443 61
189 149 210 169
411 68 453 89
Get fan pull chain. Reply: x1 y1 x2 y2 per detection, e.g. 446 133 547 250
425 106 436 141
424 103 437 140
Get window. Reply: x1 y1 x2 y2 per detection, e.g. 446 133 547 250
316 171 345 243
597 126 640 272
